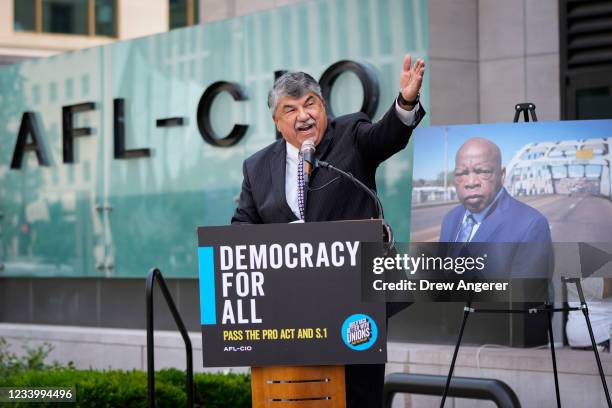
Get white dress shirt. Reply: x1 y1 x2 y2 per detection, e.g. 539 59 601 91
285 101 420 218
285 142 301 218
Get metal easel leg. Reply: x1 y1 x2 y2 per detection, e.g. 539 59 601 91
545 303 562 408
580 303 612 408
440 301 473 408
569 278 612 408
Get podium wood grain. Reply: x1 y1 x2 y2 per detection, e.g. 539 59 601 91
251 365 346 408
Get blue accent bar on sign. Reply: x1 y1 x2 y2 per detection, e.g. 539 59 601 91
198 246 216 325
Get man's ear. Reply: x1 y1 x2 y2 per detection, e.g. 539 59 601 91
500 167 506 185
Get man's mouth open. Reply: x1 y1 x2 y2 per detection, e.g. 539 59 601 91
296 123 315 135
297 123 314 132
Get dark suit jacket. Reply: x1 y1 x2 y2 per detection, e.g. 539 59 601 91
232 102 425 224
439 187 553 279
439 188 550 244
231 102 425 408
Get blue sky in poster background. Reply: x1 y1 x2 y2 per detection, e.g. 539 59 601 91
412 120 612 180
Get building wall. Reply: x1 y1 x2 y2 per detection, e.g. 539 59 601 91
428 0 480 125
429 0 560 125
202 0 561 125
0 5 577 405
2 0 561 124
478 0 560 123
0 0 428 280
118 0 169 39
0 0 169 61
200 0 303 22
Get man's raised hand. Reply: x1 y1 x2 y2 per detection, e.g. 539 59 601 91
399 54 425 104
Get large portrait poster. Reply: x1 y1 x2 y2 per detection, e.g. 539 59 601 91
410 120 612 244
403 120 612 303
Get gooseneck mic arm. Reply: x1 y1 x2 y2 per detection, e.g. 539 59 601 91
316 159 394 248
316 160 383 218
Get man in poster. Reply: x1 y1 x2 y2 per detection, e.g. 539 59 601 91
439 137 553 278
440 137 551 244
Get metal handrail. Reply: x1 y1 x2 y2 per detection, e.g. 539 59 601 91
146 268 194 408
384 373 521 408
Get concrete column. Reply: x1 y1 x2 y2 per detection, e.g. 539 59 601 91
117 0 168 39
200 0 236 22
428 0 479 125
478 0 559 123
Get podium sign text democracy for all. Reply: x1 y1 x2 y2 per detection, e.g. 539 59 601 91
197 220 387 367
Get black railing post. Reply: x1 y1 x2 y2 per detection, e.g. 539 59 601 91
146 270 155 408
384 373 521 408
146 268 194 408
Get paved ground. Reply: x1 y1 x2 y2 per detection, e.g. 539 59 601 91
410 193 612 242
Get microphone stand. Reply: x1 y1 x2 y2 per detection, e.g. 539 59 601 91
314 159 395 252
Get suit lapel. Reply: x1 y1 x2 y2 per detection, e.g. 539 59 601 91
270 140 299 222
449 211 464 242
315 121 334 160
308 122 334 184
471 189 509 242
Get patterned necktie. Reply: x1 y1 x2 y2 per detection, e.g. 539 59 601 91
297 153 305 220
457 214 476 242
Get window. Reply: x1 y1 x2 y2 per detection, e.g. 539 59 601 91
42 0 88 35
170 0 199 29
560 0 612 119
14 0 36 31
94 0 115 36
13 0 116 37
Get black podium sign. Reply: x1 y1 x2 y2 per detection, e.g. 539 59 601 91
197 220 387 367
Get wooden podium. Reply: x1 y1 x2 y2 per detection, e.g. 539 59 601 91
251 365 346 408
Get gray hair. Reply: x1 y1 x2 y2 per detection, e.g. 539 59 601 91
267 72 324 114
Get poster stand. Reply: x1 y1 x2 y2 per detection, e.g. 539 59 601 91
440 104 612 408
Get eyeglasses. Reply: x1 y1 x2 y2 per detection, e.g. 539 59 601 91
454 168 496 182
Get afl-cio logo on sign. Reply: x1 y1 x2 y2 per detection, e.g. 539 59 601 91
223 346 253 352
341 314 378 351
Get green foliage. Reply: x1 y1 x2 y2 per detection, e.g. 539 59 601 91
1 338 250 407
1 368 251 407
194 371 251 408
0 337 71 379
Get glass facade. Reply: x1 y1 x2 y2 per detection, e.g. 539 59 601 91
0 0 429 278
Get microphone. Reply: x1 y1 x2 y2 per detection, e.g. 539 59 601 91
300 139 316 190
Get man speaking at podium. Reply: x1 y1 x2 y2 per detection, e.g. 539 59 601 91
231 55 425 407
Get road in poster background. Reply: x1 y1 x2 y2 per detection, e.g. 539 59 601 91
197 220 387 367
